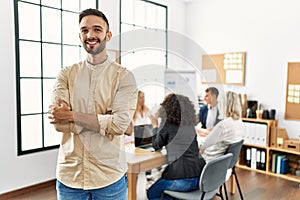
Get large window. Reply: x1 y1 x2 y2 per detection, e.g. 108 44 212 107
120 0 167 109
15 0 98 155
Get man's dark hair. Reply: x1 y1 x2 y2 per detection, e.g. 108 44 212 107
79 8 110 30
205 87 219 98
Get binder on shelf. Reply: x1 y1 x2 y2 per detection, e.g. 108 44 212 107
272 153 279 173
251 123 256 145
244 122 251 144
270 127 277 147
260 150 266 170
243 121 268 146
277 129 288 149
276 155 286 174
256 150 261 169
270 127 288 148
246 148 251 167
257 123 267 146
251 148 257 169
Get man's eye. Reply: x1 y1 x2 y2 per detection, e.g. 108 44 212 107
81 29 88 34
95 28 102 32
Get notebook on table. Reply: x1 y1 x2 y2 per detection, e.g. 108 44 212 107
134 124 154 151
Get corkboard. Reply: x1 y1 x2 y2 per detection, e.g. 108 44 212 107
202 54 225 84
201 52 245 85
285 62 300 120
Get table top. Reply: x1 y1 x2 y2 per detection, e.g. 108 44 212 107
125 142 167 173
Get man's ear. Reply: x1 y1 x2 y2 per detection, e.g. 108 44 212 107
106 31 112 41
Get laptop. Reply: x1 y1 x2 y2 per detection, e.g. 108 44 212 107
134 124 155 151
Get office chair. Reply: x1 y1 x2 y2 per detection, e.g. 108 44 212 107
163 153 233 200
221 139 244 200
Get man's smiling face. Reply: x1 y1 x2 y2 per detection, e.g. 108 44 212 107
79 15 110 55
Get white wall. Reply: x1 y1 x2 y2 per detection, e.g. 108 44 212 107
186 0 300 138
0 0 186 194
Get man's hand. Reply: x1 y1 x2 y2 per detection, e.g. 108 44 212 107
48 98 73 124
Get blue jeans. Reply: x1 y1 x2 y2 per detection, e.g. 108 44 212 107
147 177 200 200
56 174 127 200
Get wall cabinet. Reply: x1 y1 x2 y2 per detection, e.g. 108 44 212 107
237 118 300 183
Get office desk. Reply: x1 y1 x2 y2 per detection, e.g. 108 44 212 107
126 143 167 200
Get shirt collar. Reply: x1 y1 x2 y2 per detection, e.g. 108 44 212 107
208 103 218 110
85 56 112 70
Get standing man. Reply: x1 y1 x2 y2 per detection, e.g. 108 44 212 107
197 87 221 136
48 8 137 200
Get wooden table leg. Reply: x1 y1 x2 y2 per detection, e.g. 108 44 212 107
127 172 138 200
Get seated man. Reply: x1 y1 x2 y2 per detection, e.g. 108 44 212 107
197 87 221 136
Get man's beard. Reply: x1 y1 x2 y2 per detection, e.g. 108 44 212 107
83 38 106 55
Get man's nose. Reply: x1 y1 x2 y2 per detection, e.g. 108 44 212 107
87 31 96 38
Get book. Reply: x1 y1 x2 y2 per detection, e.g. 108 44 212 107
276 155 286 174
280 157 289 174
271 153 278 173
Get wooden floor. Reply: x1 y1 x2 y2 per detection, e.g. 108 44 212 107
2 168 300 200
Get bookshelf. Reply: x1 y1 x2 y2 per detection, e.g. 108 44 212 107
237 118 300 183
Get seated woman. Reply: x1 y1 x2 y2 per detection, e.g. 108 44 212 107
147 93 203 200
199 91 244 162
133 90 152 126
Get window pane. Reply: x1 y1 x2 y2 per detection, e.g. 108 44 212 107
157 6 166 29
42 43 62 77
43 114 61 147
21 115 43 151
21 79 42 114
19 41 41 77
143 50 166 66
18 2 40 40
63 46 80 67
120 51 137 70
62 11 79 45
121 0 134 24
43 79 56 112
146 3 156 29
121 24 135 34
42 7 61 43
135 0 146 26
81 0 96 10
41 0 61 8
62 0 79 12
23 0 40 4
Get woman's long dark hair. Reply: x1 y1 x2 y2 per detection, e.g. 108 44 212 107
158 93 196 126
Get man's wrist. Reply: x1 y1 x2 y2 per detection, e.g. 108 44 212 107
68 111 74 122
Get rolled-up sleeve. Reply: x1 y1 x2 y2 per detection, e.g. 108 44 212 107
51 67 72 133
98 70 138 136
